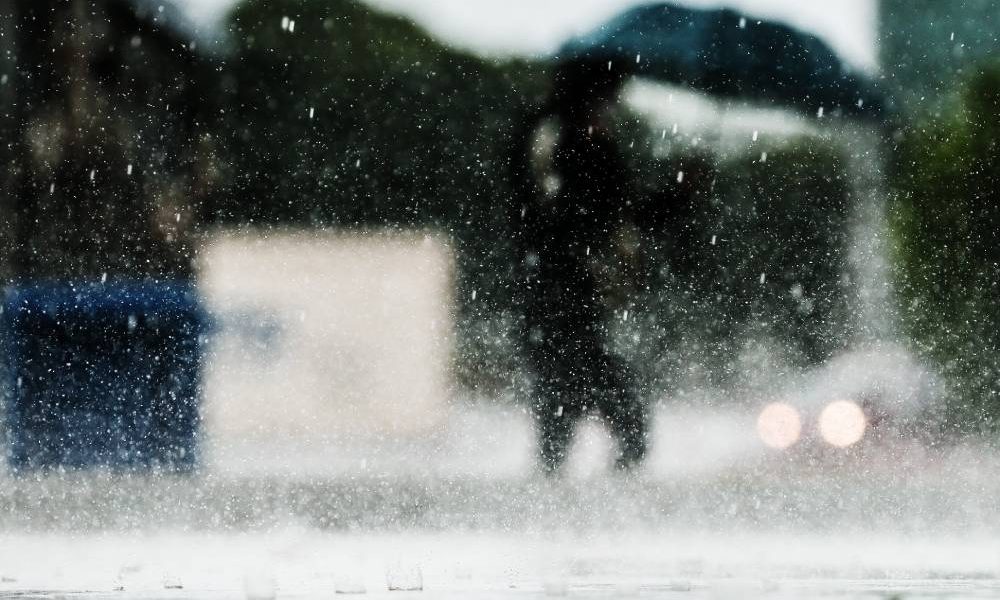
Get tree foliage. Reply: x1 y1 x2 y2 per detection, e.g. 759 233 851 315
891 64 1000 429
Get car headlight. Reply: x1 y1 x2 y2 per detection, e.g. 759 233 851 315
818 400 867 448
756 402 802 449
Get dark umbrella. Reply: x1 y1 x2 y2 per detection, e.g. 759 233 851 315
556 3 889 121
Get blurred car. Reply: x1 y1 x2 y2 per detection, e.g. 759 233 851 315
755 344 940 452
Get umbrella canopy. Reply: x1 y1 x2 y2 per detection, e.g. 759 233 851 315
556 3 888 121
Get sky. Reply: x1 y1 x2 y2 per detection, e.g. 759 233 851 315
180 0 878 71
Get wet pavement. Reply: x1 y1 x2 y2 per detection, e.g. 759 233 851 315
0 530 997 599
0 404 998 599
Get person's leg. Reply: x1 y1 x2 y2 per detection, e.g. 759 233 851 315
524 305 584 474
594 353 648 469
528 355 584 473
534 387 579 474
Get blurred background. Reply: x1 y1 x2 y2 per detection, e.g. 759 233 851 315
2 0 1000 595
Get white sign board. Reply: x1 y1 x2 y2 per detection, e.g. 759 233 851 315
197 231 455 455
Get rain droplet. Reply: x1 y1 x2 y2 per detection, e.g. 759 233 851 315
163 575 183 590
676 171 685 184
739 17 747 28
752 130 759 142
243 573 276 600
817 106 825 118
126 164 132 175
308 107 314 119
334 579 365 596
386 563 423 592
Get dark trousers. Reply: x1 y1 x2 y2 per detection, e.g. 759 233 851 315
523 283 648 472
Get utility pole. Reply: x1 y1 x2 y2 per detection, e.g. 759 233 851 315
0 0 20 281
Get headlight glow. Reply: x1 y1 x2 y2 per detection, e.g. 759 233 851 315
756 402 802 450
818 400 867 448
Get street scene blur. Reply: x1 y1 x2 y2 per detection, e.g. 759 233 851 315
2 0 1000 598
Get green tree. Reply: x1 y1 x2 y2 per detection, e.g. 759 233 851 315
891 64 1000 430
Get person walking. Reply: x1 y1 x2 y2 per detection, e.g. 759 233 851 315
511 64 648 473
